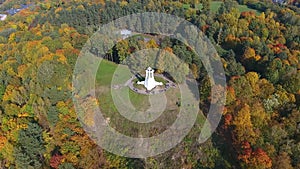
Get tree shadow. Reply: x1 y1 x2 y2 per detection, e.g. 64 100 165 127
135 73 145 81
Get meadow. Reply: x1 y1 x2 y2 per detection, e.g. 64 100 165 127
183 1 261 15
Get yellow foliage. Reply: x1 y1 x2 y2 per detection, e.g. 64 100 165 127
276 90 295 104
44 2 51 10
7 127 19 143
38 54 54 65
288 93 296 103
254 55 261 61
245 72 259 87
55 7 63 13
69 155 79 164
8 119 17 129
10 24 18 29
1 142 14 167
26 16 33 25
251 102 269 127
17 124 28 129
146 39 158 48
288 54 299 65
56 101 66 109
17 22 26 31
17 64 28 78
63 42 73 49
7 67 16 76
226 87 236 106
221 58 227 68
243 47 256 60
8 33 16 42
57 55 67 64
260 12 265 19
282 59 290 66
35 30 42 37
120 0 128 7
0 136 7 150
232 104 257 144
2 85 14 101
77 4 85 10
99 0 106 5
267 12 275 19
17 112 29 118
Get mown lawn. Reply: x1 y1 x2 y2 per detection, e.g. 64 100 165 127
96 59 150 111
96 59 118 86
95 59 182 137
183 1 261 15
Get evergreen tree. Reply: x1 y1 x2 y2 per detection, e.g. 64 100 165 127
14 122 45 169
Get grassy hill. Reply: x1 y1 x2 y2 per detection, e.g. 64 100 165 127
95 59 184 137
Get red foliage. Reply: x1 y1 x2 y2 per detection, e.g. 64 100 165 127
224 113 232 128
240 11 255 18
50 154 64 169
201 25 210 33
231 76 240 80
238 141 252 164
274 43 286 49
251 148 272 168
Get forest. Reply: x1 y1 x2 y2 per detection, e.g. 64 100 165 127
0 0 299 168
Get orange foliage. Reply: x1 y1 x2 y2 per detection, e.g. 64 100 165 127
238 141 252 164
201 25 209 33
55 7 63 13
0 136 7 150
224 113 232 128
50 154 64 169
240 11 255 18
243 47 261 61
250 148 272 168
164 47 173 53
224 34 241 49
226 86 236 105
232 104 258 144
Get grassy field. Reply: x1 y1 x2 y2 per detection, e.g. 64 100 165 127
183 1 260 15
96 59 119 86
237 4 261 15
96 59 151 112
210 1 223 12
95 59 182 137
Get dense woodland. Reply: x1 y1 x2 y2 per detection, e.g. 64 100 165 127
0 0 299 168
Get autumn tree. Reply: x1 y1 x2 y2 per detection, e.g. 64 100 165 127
232 104 257 144
273 152 293 169
249 148 272 169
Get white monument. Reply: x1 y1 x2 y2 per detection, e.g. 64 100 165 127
0 14 7 21
137 67 163 91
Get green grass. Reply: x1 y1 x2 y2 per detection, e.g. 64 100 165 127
96 59 149 107
132 78 147 90
95 59 182 137
96 59 118 86
237 4 261 15
210 1 223 12
95 60 150 136
96 59 133 86
154 76 168 84
183 1 260 15
128 89 150 110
